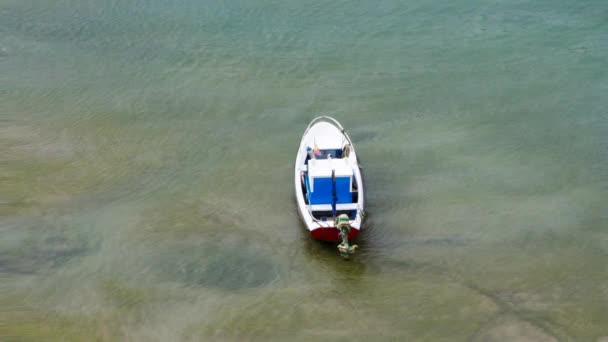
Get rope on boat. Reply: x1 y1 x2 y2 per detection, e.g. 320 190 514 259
335 214 357 258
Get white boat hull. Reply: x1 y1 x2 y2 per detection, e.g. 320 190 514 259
294 117 365 241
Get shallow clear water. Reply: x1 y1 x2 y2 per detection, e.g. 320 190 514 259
1 0 607 340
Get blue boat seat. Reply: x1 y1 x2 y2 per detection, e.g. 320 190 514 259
306 176 350 205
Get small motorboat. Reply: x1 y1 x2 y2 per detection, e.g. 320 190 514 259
294 116 365 251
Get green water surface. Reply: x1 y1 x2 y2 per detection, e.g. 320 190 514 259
1 0 607 340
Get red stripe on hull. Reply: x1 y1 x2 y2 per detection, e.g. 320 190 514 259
310 227 360 242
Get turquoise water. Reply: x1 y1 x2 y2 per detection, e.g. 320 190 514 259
1 0 607 340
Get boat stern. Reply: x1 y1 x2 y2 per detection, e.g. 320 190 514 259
310 225 360 242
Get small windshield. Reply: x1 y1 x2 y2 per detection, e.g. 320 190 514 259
313 149 343 159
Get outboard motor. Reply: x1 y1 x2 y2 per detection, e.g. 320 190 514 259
335 214 357 258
